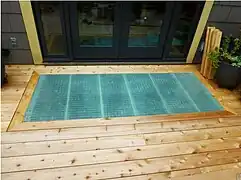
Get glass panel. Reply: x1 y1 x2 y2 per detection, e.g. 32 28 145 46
39 2 66 55
128 2 166 47
169 2 198 57
77 2 114 47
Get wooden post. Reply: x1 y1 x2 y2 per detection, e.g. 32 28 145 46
200 27 211 74
200 27 222 80
203 27 215 76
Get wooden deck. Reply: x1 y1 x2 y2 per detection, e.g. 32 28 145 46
1 65 241 179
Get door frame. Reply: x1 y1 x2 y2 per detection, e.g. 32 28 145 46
28 1 212 64
162 2 205 62
69 2 123 60
117 2 175 60
32 2 71 62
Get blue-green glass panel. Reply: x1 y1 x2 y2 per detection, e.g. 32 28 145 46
24 73 223 122
67 74 101 119
25 75 69 121
125 74 167 115
151 73 198 113
175 73 224 112
100 74 134 118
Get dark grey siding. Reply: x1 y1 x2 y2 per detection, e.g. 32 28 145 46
193 1 241 63
208 1 241 37
1 1 33 64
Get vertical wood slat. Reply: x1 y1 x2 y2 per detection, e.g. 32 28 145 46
204 28 217 78
200 27 222 79
203 27 215 77
201 27 211 74
207 30 223 79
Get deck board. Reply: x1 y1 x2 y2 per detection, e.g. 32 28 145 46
1 65 241 179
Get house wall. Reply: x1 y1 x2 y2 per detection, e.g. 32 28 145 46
1 1 33 64
193 1 241 63
208 1 241 36
2 1 240 65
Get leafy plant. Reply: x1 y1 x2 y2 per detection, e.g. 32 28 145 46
208 35 241 68
208 47 220 69
230 56 241 67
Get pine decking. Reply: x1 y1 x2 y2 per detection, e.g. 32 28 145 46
1 65 241 180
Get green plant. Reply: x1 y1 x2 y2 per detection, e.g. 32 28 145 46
208 35 241 69
230 56 241 67
208 47 220 69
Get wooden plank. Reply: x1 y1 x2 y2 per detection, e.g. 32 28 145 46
204 27 215 77
1 135 145 157
10 110 234 131
2 149 241 180
19 1 43 64
167 162 241 179
2 64 240 133
113 166 241 180
205 29 218 78
207 29 223 79
2 125 241 157
2 137 241 173
201 27 211 74
144 126 241 145
7 71 39 131
203 27 215 77
2 117 241 144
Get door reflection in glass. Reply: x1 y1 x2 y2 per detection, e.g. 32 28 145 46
128 2 166 47
78 2 114 47
39 2 66 55
170 2 198 56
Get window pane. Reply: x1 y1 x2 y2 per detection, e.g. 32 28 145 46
77 2 114 47
39 2 66 55
169 2 198 57
128 2 166 47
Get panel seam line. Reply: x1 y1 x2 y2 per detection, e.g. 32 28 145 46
123 74 137 116
98 75 104 117
172 73 200 112
149 74 170 113
64 75 72 119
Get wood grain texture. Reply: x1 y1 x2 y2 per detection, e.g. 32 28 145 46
203 27 215 76
7 71 39 131
201 27 211 74
19 0 43 64
2 149 241 180
205 29 217 78
1 65 241 179
10 110 234 131
201 27 223 79
2 65 240 132
2 126 241 157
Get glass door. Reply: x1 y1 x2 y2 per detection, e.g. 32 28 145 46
118 2 174 60
70 2 121 59
162 2 204 61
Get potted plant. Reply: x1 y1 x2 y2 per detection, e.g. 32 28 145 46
208 35 241 89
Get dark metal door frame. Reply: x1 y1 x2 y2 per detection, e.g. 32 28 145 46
32 1 204 63
117 2 175 60
69 2 122 60
32 2 71 62
162 2 204 62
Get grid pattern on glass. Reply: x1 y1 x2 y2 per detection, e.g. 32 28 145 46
24 73 223 122
128 2 166 47
39 2 66 55
78 2 114 47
